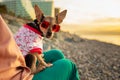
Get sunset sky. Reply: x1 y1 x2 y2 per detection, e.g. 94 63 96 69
54 0 120 24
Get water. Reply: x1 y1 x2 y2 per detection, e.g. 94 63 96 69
61 24 120 46
78 34 120 46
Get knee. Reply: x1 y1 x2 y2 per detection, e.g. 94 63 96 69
53 59 76 75
51 49 65 59
43 49 65 63
54 59 74 69
54 59 80 80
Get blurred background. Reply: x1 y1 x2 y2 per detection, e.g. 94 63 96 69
55 0 120 46
1 0 120 46
0 0 120 80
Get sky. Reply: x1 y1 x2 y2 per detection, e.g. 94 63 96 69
54 0 120 24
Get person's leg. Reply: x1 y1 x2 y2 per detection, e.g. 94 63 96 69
33 59 80 80
43 49 65 63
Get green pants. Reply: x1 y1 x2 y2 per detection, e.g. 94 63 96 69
32 49 80 80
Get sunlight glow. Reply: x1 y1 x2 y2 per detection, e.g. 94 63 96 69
54 0 120 24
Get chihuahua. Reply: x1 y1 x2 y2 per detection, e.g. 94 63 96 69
14 4 67 74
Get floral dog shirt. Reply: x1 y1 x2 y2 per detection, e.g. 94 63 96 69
14 24 43 56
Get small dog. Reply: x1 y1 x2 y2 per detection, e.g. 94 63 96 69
14 4 67 74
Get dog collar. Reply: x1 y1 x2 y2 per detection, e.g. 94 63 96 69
26 21 44 37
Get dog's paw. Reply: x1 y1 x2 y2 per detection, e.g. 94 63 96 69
46 63 53 67
41 65 46 69
41 54 44 57
37 66 46 71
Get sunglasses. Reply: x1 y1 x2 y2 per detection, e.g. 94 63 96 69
41 21 60 32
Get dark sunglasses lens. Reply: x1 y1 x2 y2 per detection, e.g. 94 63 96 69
41 21 50 28
52 25 60 32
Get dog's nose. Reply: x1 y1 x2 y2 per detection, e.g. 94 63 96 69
46 31 52 38
47 31 52 34
47 31 52 35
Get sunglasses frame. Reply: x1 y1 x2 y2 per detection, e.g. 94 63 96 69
41 20 60 32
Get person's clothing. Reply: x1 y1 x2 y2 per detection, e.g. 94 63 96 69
0 15 80 80
14 24 43 56
33 49 80 80
0 15 33 80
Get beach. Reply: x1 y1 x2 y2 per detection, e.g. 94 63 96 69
2 14 120 80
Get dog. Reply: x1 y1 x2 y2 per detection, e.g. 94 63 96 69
14 4 67 74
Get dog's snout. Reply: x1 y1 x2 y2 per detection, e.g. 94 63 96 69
46 31 52 38
47 31 52 35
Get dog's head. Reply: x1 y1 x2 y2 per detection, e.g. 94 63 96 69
34 5 67 38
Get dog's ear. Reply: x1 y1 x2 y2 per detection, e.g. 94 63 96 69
34 4 44 23
56 10 67 24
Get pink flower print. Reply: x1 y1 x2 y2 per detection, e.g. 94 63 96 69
33 39 36 42
38 36 42 39
16 35 20 38
17 44 21 46
20 50 23 52
24 36 29 42
32 46 38 49
26 41 30 44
